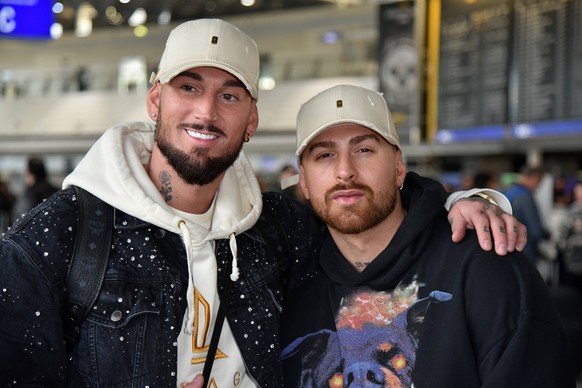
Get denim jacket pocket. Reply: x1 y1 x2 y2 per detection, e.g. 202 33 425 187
72 277 167 386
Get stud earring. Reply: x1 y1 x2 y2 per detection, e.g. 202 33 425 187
151 113 157 118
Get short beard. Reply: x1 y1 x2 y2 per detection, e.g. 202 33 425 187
154 111 245 186
311 182 397 234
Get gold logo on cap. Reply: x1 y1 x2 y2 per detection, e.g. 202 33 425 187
211 36 218 44
336 99 343 108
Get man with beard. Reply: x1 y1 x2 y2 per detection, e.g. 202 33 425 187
279 85 575 387
0 20 525 388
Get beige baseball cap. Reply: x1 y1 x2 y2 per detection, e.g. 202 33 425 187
150 19 260 99
295 84 400 156
281 84 400 189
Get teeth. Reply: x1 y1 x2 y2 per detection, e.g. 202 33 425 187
187 130 217 140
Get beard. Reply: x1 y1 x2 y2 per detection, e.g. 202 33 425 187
311 182 397 234
154 110 246 186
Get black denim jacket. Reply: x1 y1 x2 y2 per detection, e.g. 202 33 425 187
0 187 318 387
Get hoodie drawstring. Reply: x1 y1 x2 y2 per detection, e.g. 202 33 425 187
229 233 240 281
179 222 239 334
178 221 197 335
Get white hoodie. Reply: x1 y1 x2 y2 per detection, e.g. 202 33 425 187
63 121 263 387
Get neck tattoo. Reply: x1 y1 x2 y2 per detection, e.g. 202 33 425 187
159 171 173 202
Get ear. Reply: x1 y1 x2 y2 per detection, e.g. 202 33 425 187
245 100 259 137
146 82 161 120
395 149 406 187
298 164 310 200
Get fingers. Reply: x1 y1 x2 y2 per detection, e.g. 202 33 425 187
487 207 509 255
449 196 528 256
449 214 472 244
499 212 528 252
468 210 496 253
470 199 528 255
182 374 204 388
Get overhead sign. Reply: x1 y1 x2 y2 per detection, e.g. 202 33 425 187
0 0 54 40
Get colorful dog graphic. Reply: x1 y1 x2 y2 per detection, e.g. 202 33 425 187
281 282 452 387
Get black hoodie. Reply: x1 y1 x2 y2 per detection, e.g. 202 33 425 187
280 172 575 387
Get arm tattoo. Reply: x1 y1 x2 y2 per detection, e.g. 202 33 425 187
159 171 173 202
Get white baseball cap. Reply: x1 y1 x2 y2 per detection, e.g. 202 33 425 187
150 19 260 99
295 84 400 156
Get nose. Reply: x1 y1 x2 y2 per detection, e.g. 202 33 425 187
335 154 356 183
194 96 217 123
345 362 385 386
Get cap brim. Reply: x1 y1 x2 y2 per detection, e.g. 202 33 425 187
151 60 258 99
296 119 399 156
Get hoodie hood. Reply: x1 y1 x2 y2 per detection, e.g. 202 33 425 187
319 172 447 289
63 121 262 237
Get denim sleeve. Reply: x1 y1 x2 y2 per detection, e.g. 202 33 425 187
0 238 69 387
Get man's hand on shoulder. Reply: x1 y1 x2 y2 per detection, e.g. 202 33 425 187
449 196 527 256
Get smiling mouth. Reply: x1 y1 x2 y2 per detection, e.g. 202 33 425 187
186 129 218 140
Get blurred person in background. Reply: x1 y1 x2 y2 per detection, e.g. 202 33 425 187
274 164 308 204
473 171 500 191
0 177 15 232
503 165 551 264
558 180 582 296
11 157 59 222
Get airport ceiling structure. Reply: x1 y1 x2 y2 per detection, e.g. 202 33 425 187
53 0 345 32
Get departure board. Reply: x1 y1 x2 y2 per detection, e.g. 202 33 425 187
569 0 582 118
438 0 511 130
437 0 581 136
514 0 570 122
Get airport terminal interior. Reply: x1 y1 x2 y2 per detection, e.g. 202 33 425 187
1 0 582 382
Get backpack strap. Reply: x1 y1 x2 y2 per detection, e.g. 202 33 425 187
64 186 113 348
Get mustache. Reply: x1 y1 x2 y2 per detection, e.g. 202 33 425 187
326 182 372 198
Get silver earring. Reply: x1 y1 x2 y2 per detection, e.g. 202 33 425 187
399 183 404 191
151 113 157 118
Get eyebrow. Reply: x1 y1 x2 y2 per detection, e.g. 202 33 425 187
176 71 246 89
306 133 381 155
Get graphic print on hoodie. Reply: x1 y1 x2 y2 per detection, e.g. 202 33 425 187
281 281 452 387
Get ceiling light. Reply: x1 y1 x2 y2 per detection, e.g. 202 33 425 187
158 10 171 25
128 7 147 26
133 25 148 37
75 2 97 37
51 23 63 39
52 2 64 14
